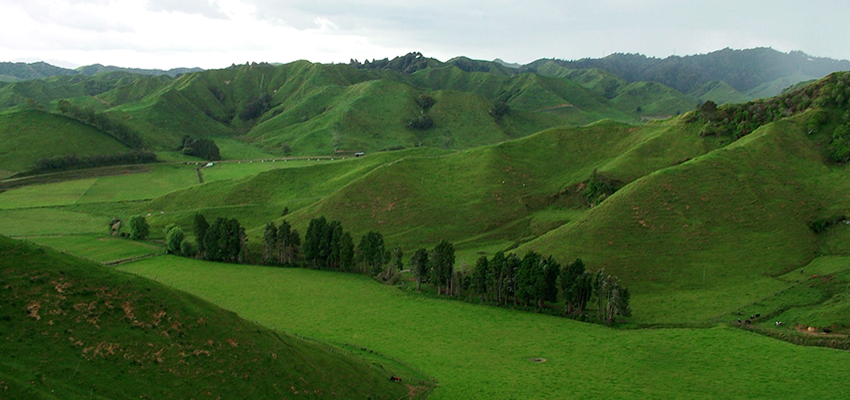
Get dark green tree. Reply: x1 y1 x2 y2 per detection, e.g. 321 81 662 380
472 256 490 300
128 215 149 240
410 248 429 291
429 240 455 295
489 251 506 304
504 253 521 305
304 216 329 268
560 258 592 314
165 225 184 255
203 217 246 263
358 231 386 276
193 213 209 255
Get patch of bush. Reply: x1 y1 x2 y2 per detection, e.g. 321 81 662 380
809 215 847 233
179 136 221 161
407 114 433 130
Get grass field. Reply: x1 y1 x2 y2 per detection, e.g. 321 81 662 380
118 256 850 400
24 233 163 263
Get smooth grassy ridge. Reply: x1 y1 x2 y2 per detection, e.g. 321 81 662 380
0 236 415 400
118 256 850 400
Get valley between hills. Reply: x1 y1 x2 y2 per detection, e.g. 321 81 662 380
2 48 850 399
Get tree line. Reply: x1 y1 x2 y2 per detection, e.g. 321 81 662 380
34 151 157 172
56 99 145 149
122 213 631 324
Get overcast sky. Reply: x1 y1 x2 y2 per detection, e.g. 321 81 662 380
3 0 849 70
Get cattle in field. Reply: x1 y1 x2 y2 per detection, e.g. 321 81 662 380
389 376 402 382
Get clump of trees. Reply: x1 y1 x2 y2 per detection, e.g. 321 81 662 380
303 216 356 271
128 215 149 240
489 101 510 119
56 100 144 149
262 220 301 266
582 170 618 206
469 252 630 324
34 151 157 172
179 136 221 161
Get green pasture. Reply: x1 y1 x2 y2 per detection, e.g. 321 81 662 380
0 208 107 237
118 256 850 400
24 233 163 263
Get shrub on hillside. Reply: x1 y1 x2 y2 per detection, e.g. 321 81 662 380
407 114 433 130
179 136 221 161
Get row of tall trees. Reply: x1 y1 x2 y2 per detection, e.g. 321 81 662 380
262 220 301 266
303 216 356 271
470 252 630 323
192 214 247 263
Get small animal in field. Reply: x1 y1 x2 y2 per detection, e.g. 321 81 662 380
389 376 402 382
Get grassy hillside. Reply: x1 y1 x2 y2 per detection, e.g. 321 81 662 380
0 235 418 399
0 110 132 177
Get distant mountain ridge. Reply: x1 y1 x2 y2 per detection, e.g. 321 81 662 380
523 47 850 100
0 61 203 82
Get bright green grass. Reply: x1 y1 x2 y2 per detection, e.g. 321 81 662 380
0 178 96 209
118 256 850 400
0 208 107 236
201 158 326 183
0 110 130 173
24 234 162 263
0 164 199 208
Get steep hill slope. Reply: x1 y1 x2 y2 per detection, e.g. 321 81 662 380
0 235 415 399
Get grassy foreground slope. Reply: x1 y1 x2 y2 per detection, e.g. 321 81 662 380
119 256 850 400
0 236 416 399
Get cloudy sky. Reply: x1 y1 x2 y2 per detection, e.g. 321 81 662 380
3 0 849 70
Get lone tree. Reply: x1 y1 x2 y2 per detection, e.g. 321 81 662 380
128 215 149 240
165 224 185 255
